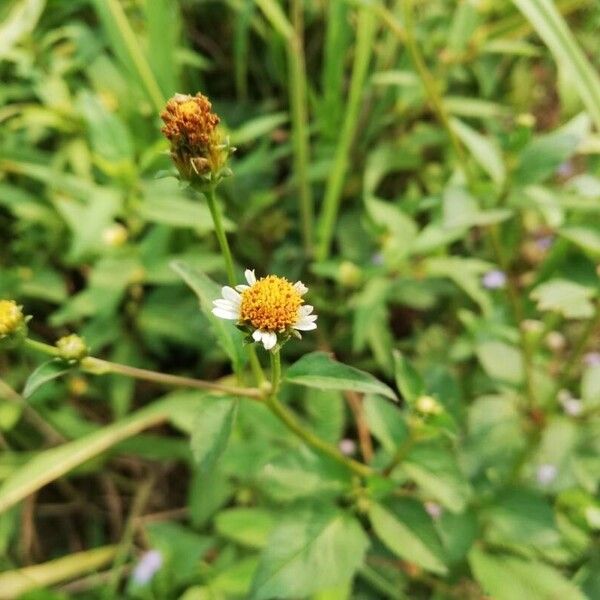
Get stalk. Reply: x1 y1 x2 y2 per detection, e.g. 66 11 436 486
265 349 373 478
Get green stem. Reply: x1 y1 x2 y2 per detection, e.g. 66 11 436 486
400 0 471 182
316 5 377 262
265 350 373 478
488 225 537 408
204 185 236 286
557 304 600 389
288 0 314 256
24 339 263 400
199 184 265 386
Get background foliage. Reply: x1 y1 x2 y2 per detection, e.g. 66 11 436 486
1 0 600 598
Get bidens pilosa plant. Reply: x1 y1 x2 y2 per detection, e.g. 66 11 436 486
3 1 600 598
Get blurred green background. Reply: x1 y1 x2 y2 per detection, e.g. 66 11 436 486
1 0 600 598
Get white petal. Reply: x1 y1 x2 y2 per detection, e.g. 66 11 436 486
299 304 314 316
213 299 236 310
294 281 308 295
221 286 241 304
235 284 250 292
212 307 239 320
295 317 317 331
261 332 277 350
245 269 256 285
252 330 263 342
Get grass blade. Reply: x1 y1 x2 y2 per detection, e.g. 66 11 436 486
316 5 378 261
512 0 600 130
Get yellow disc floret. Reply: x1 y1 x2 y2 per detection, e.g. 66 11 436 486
0 300 24 337
240 276 303 332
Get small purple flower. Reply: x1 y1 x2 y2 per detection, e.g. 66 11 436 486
132 550 163 585
424 501 443 520
482 270 507 290
536 236 554 251
339 439 357 456
556 161 575 179
536 464 558 486
584 352 600 367
371 252 384 266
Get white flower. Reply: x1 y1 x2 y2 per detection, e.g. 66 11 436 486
212 269 317 350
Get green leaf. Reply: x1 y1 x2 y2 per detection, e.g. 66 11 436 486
215 508 275 549
0 545 117 598
190 397 238 471
22 359 71 399
404 442 471 512
476 341 524 385
364 395 408 454
513 0 600 131
286 352 398 401
171 260 246 375
514 114 590 185
368 503 447 575
425 257 494 315
530 279 595 319
392 351 424 405
443 186 512 229
250 506 368 599
451 118 505 185
0 395 198 514
0 0 45 58
469 548 585 600
560 226 600 257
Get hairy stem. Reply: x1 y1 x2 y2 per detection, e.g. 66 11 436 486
24 339 263 400
197 184 265 386
265 350 373 478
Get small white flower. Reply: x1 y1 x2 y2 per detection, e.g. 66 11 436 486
212 270 317 350
536 464 558 486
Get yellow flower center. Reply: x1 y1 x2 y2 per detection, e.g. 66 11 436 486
0 300 23 336
240 276 303 332
179 100 199 118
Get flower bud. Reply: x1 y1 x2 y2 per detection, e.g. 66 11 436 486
56 334 88 362
416 395 442 415
338 261 362 287
102 223 128 247
161 92 233 185
0 300 27 348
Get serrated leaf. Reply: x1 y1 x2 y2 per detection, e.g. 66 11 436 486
250 506 368 599
286 352 397 401
469 548 585 600
190 397 238 471
368 503 447 575
23 359 71 399
560 226 600 257
530 279 595 319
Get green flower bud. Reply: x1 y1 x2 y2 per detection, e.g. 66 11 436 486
416 395 442 415
56 334 88 362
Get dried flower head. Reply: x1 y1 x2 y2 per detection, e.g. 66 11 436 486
212 269 317 350
0 300 28 347
161 92 232 184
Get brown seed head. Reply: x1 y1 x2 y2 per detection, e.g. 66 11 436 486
161 93 229 182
